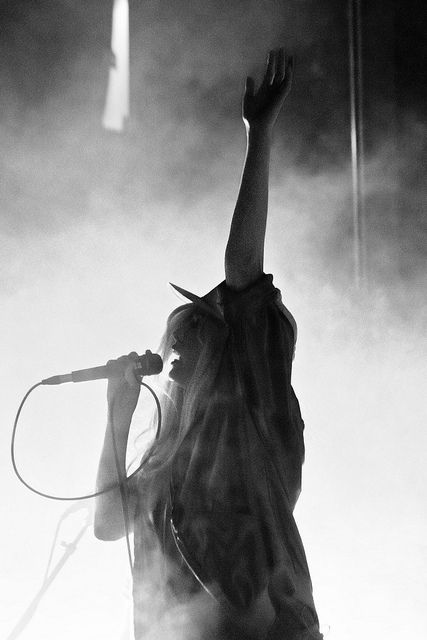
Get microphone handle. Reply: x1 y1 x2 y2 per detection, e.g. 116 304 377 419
42 352 163 385
71 364 111 383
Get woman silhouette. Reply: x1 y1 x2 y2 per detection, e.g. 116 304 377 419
95 48 323 640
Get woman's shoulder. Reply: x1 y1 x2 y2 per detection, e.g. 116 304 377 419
219 273 297 346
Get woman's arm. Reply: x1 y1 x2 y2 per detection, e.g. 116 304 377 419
94 354 140 541
225 48 293 290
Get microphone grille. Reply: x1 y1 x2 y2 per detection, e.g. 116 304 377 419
137 352 163 376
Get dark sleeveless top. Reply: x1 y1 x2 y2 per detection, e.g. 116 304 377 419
132 274 321 639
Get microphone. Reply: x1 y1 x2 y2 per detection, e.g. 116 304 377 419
41 350 163 385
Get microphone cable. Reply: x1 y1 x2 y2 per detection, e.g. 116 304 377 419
10 380 162 574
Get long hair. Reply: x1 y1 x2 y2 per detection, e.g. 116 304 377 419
135 303 229 515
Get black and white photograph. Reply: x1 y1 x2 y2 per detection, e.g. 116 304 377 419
1 1 426 639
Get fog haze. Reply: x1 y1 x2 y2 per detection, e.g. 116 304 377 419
1 1 426 639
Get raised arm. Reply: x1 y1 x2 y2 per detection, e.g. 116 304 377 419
225 48 293 290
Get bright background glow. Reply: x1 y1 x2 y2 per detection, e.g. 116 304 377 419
1 2 426 639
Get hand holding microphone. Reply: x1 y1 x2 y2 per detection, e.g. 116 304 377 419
102 351 162 426
40 349 163 430
107 352 145 421
10 351 163 504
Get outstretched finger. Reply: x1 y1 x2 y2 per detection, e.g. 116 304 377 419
245 76 255 97
275 48 286 85
280 55 294 93
287 55 295 81
265 49 276 85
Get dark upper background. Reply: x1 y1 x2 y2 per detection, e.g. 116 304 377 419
0 0 426 301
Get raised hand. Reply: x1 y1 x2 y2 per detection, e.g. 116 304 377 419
242 48 293 133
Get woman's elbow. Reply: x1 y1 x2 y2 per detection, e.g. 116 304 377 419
94 488 137 540
94 511 132 541
94 523 119 541
94 519 120 541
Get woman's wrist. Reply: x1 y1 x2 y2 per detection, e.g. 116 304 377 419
107 416 132 434
245 121 273 143
107 398 136 433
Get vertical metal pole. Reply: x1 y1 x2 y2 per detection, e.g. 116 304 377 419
6 518 91 640
348 0 366 289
